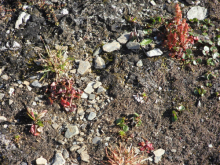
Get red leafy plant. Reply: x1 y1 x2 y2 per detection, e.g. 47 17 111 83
138 137 154 153
164 4 197 59
103 143 145 165
27 107 47 136
47 79 83 112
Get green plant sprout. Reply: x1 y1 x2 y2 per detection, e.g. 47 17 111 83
172 105 185 122
203 71 217 80
133 113 142 127
194 86 207 97
172 110 178 122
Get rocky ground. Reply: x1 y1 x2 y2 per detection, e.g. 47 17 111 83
0 0 220 165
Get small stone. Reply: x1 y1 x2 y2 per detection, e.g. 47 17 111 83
31 80 42 88
150 0 156 5
55 45 68 51
0 93 5 100
62 149 69 159
52 123 59 129
84 82 95 94
81 93 88 99
70 69 76 74
15 12 30 29
94 56 106 69
187 6 207 20
9 87 14 96
27 85 32 91
23 81 30 86
9 99 13 105
36 156 47 165
146 48 163 57
89 94 95 100
171 149 176 153
70 145 81 151
60 8 69 15
197 100 201 107
93 47 102 56
208 144 213 148
77 145 87 154
0 116 7 123
1 74 9 80
97 86 106 93
126 42 140 50
53 152 65 165
80 151 90 163
134 147 140 154
154 149 165 157
103 41 121 52
65 125 79 138
136 60 143 67
77 60 91 75
77 108 85 116
87 112 96 120
92 136 101 144
9 41 21 51
93 81 102 89
117 33 130 44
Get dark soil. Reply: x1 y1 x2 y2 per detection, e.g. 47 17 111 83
0 0 219 165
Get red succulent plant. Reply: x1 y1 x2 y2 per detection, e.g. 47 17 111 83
138 138 154 153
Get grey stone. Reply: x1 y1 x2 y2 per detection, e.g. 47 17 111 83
8 41 21 51
117 33 130 44
52 123 59 129
84 82 95 94
70 145 81 152
31 80 42 88
93 47 102 56
1 74 9 80
93 81 102 89
88 112 96 120
0 116 7 123
103 41 121 52
77 145 87 154
36 156 47 165
52 152 65 165
65 125 79 138
80 151 90 163
136 60 143 67
97 86 106 93
81 92 88 99
77 60 91 75
92 136 101 144
76 137 84 142
20 162 28 165
9 99 13 105
0 93 5 100
171 149 177 153
94 56 106 69
15 12 30 29
62 149 69 159
150 0 156 5
187 6 207 20
146 48 163 57
126 42 140 49
77 108 85 116
89 94 95 100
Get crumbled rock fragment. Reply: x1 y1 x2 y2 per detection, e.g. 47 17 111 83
52 152 65 165
77 60 91 75
126 42 140 49
117 33 130 44
65 125 79 138
0 116 7 123
94 56 106 69
187 6 207 20
146 48 163 57
103 41 121 52
36 156 47 165
87 112 96 120
84 82 95 94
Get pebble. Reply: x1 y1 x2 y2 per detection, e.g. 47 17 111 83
197 100 201 107
26 85 32 91
23 81 30 86
9 99 13 105
93 47 102 56
36 156 47 165
77 145 87 154
80 151 90 163
208 144 213 148
97 86 106 93
89 94 95 100
31 80 42 88
76 137 84 142
52 152 65 165
70 145 81 152
94 56 106 69
9 87 14 96
65 125 79 138
77 60 91 75
150 0 156 5
84 82 95 94
153 148 165 164
102 41 121 52
93 81 102 89
0 93 5 100
8 41 21 51
81 92 88 99
136 60 143 67
52 123 59 129
171 149 177 153
117 33 130 44
146 48 163 57
87 112 96 120
187 6 207 20
1 74 9 80
126 41 140 50
92 136 101 144
0 116 7 123
15 12 30 29
60 8 69 15
62 149 69 159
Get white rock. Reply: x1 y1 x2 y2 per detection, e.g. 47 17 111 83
1 74 9 80
146 48 163 57
208 144 213 148
126 41 140 49
153 148 165 157
117 33 130 44
0 93 5 100
81 92 88 99
53 152 65 165
61 8 69 15
36 156 47 165
15 12 30 29
9 87 14 96
187 6 207 20
136 60 143 67
93 81 102 89
80 151 90 163
65 125 79 138
77 60 91 75
103 41 121 52
70 145 81 151
84 82 95 94
0 116 7 123
150 0 156 6
94 56 106 69
87 112 96 120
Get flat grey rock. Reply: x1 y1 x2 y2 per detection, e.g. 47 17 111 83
126 41 140 49
146 48 163 57
31 80 42 88
87 112 96 120
117 33 130 44
77 60 91 75
89 94 95 100
187 6 207 20
93 47 102 56
81 92 88 99
80 151 90 163
94 56 106 69
70 145 81 151
92 136 101 144
84 82 95 94
52 152 65 165
103 41 121 52
97 86 106 93
62 149 69 159
65 125 79 138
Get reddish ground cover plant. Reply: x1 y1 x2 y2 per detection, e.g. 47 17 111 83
27 107 47 136
164 3 197 59
46 79 83 112
138 138 154 153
